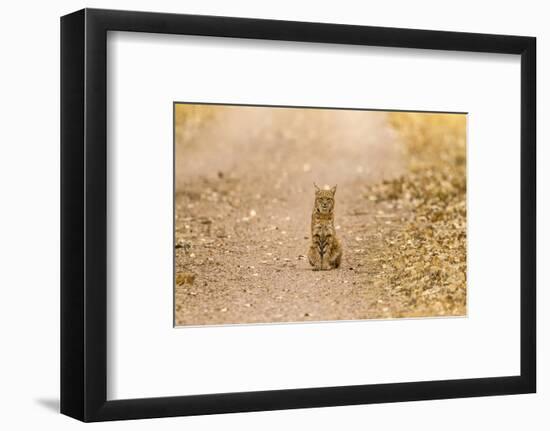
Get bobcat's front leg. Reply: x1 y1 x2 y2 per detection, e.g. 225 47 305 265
308 244 322 271
320 245 331 270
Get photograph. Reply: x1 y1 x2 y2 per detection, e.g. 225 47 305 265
174 103 467 326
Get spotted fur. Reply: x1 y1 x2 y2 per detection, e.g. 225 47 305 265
307 184 342 271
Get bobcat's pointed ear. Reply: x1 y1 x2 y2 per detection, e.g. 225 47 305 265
314 182 321 192
330 185 337 195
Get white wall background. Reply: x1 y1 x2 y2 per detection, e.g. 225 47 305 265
0 0 546 429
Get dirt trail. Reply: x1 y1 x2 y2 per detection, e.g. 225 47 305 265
175 106 408 325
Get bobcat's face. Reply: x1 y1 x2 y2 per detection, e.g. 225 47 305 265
314 184 336 214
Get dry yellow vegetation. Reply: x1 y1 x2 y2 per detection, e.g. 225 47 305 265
365 112 467 317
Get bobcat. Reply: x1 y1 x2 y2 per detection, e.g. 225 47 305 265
308 184 342 271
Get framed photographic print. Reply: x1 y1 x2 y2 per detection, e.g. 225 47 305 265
61 8 536 422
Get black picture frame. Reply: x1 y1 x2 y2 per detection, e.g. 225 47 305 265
61 8 536 422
